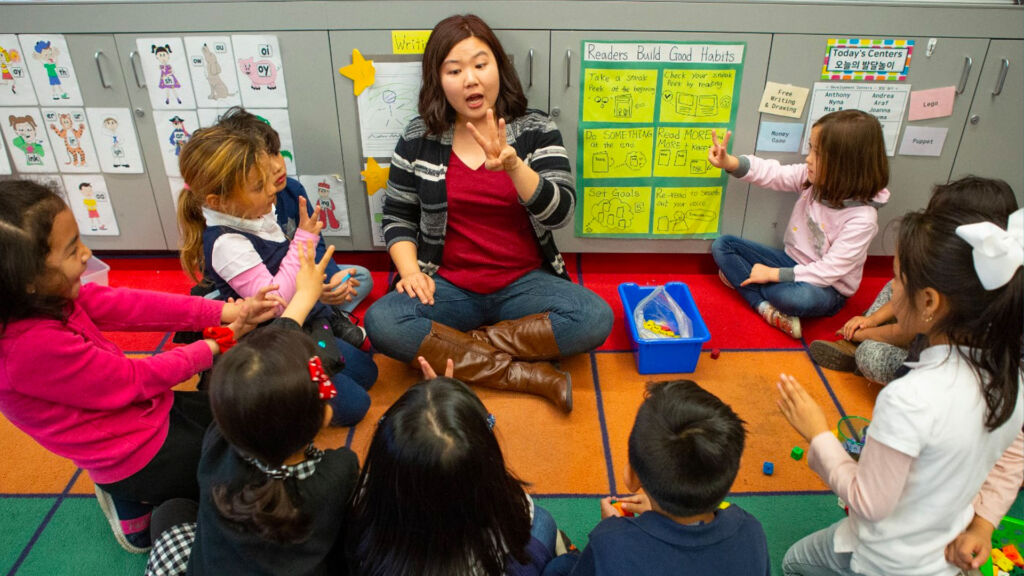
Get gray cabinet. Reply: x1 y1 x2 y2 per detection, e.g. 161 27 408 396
550 30 772 253
63 34 168 251
951 40 1024 205
742 34 990 254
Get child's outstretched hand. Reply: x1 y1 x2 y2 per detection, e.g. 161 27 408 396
707 129 740 172
221 284 283 328
297 196 323 236
776 373 829 442
466 109 521 173
417 356 455 379
282 242 334 327
320 267 359 306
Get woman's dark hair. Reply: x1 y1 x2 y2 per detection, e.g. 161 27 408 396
418 14 527 135
811 109 889 205
0 180 71 332
348 377 531 576
628 380 747 517
208 325 326 544
897 208 1022 430
928 175 1019 217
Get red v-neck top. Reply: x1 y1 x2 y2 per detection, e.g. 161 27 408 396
439 152 542 294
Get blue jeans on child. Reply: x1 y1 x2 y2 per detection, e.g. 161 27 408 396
365 270 613 362
328 337 377 426
712 235 846 318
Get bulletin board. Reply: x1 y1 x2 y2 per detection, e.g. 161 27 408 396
576 40 745 239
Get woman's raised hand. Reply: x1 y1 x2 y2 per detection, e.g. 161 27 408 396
297 196 324 236
707 129 739 172
466 109 521 173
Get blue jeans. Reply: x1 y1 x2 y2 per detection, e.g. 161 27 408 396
712 235 846 318
328 337 377 426
365 270 613 362
335 265 373 314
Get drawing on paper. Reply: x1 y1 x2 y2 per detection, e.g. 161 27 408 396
238 56 278 91
202 43 235 100
152 44 184 105
168 115 191 156
50 112 86 166
101 116 130 168
0 45 21 95
78 181 107 232
32 40 68 100
8 113 45 165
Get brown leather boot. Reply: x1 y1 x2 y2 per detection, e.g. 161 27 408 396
417 322 572 413
466 313 562 361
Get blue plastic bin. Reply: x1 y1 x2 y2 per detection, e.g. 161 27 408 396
618 282 711 374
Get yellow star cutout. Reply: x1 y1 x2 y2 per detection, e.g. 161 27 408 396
338 48 375 96
361 157 389 196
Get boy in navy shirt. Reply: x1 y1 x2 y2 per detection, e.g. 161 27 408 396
553 380 769 575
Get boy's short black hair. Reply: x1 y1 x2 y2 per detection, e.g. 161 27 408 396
628 380 746 517
217 106 280 154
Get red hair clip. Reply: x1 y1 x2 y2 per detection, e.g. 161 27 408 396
309 357 336 400
202 326 236 352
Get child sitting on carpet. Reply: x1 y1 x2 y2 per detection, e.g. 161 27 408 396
347 370 561 575
176 124 377 426
0 179 276 553
777 205 1023 575
709 109 890 339
215 106 371 346
809 176 1019 385
546 379 769 576
145 243 361 576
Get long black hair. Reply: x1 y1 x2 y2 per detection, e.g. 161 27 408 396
0 180 71 332
348 377 531 576
208 326 326 543
897 207 1022 430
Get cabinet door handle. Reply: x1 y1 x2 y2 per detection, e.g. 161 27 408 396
957 56 972 94
993 58 1010 96
565 49 572 88
528 48 534 88
93 50 110 87
128 50 146 88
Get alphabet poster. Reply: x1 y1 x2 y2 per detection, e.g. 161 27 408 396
576 41 745 238
184 36 242 109
152 109 198 177
298 175 350 236
231 35 287 108
356 60 421 158
41 108 101 173
1 107 58 172
63 174 119 236
18 34 83 106
85 107 144 173
136 37 197 110
0 34 37 106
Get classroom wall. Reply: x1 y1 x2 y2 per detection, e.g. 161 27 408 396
1 1 1021 254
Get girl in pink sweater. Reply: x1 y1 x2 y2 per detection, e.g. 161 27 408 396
708 110 890 339
0 180 276 553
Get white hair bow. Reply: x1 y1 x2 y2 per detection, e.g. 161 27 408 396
955 208 1024 290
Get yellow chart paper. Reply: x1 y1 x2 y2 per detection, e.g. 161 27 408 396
582 128 655 179
659 69 735 123
652 186 722 235
652 127 723 179
582 187 652 235
582 69 658 124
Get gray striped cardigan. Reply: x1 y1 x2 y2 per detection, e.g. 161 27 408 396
382 109 575 281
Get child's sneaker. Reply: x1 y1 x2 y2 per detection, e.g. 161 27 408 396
809 339 858 372
329 308 367 348
757 302 802 339
93 485 153 553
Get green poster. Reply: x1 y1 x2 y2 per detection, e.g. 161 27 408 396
575 41 745 239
